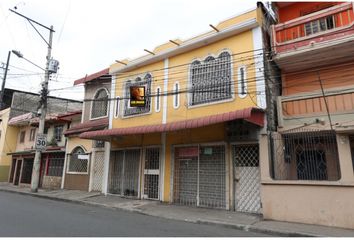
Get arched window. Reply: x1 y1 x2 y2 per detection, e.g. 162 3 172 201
67 146 89 173
91 88 109 119
190 51 232 106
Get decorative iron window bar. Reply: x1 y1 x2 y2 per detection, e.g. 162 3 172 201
46 152 65 177
190 52 232 106
91 89 109 119
270 130 340 181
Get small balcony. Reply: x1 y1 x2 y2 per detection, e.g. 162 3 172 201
272 3 354 72
277 86 354 129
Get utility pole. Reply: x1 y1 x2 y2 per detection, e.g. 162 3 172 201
0 51 11 109
9 9 55 192
31 25 53 192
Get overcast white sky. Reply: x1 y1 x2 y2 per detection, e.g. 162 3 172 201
0 0 257 100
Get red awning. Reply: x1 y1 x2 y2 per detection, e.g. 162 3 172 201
64 117 109 136
79 107 264 140
74 68 110 85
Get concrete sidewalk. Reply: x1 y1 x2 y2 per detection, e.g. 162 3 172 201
1 183 353 237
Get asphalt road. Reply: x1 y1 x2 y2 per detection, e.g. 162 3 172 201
0 191 271 237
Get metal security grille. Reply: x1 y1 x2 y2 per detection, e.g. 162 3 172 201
91 151 105 191
144 148 160 199
93 140 105 148
270 130 340 181
91 89 108 119
233 144 261 214
68 147 88 173
190 52 232 106
173 156 198 206
47 152 65 176
173 145 226 209
109 149 140 197
21 158 34 184
199 146 226 208
109 151 124 194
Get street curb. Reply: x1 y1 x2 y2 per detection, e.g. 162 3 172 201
195 219 318 237
0 188 89 204
247 226 320 237
0 188 319 237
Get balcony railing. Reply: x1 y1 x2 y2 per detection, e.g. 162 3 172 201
277 86 354 125
272 3 354 54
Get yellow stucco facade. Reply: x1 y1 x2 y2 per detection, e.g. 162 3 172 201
0 108 19 181
67 136 93 154
105 7 265 208
111 8 262 129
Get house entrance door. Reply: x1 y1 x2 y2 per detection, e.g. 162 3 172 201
143 148 160 200
233 144 261 213
14 160 22 185
91 151 105 192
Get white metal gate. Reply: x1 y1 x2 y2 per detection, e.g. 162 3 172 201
143 148 160 199
109 149 140 197
173 145 226 209
233 144 261 213
91 150 105 192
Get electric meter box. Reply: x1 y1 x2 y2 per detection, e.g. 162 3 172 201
48 59 59 73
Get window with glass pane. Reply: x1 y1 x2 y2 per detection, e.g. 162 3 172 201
54 125 63 142
304 15 335 36
190 52 232 106
91 89 109 119
20 131 26 143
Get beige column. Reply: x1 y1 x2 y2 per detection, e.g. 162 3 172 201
259 133 272 181
336 134 354 183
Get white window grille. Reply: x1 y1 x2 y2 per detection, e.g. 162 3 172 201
123 74 152 117
155 87 161 112
54 125 63 142
91 88 109 119
173 82 179 109
238 66 247 98
67 147 89 173
190 51 232 106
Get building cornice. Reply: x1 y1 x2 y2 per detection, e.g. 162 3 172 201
110 18 259 75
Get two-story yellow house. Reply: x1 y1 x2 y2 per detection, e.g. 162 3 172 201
81 5 268 213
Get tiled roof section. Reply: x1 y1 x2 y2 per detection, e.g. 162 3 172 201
79 107 264 139
8 112 33 125
73 68 110 85
57 110 82 118
64 117 109 136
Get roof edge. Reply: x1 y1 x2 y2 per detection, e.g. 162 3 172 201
110 18 259 74
74 68 110 86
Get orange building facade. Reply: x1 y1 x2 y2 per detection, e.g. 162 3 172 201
261 2 354 229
